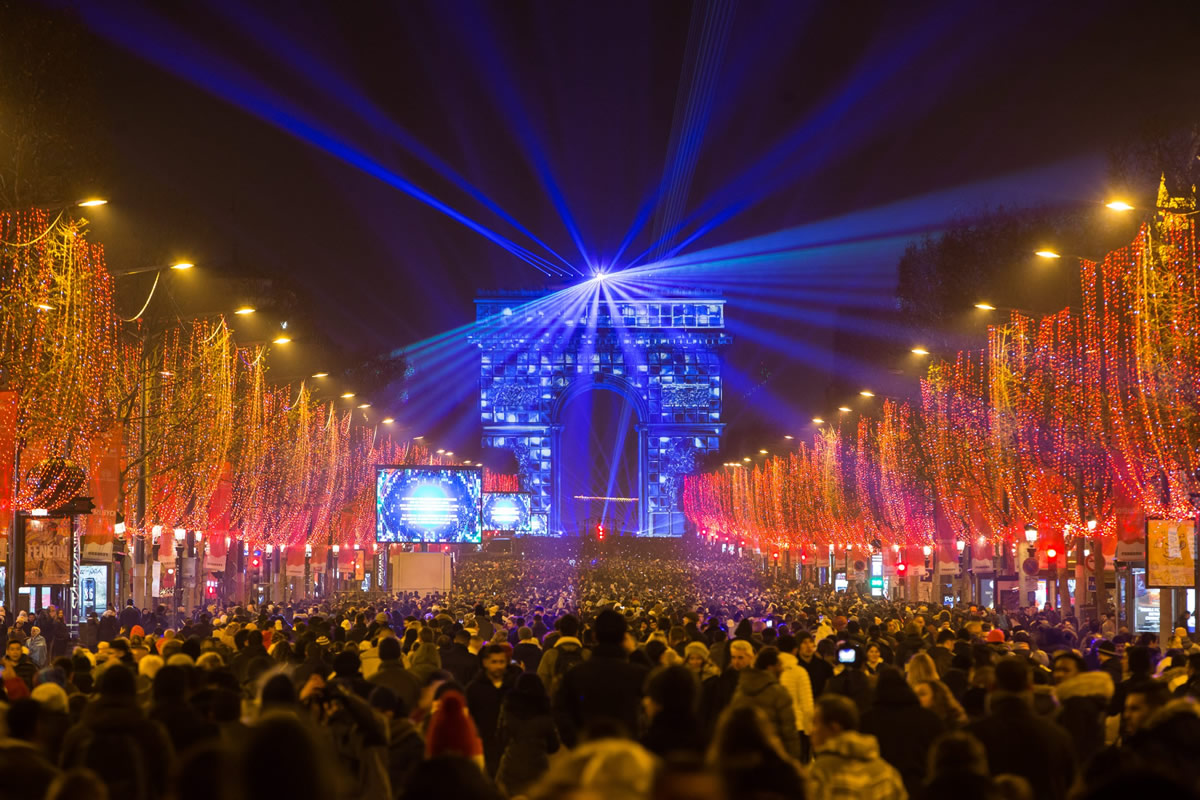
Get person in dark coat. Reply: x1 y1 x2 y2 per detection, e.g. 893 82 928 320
730 646 800 758
512 627 543 674
440 630 481 687
703 638 754 733
555 609 648 746
465 643 520 776
3 638 37 689
118 600 141 635
861 666 945 795
59 664 174 800
494 673 559 797
230 629 269 682
965 657 1076 800
367 685 425 798
641 664 706 758
148 665 218 755
368 637 421 712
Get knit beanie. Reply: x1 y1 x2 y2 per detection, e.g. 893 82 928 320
425 691 483 759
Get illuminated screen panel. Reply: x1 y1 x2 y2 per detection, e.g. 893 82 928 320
376 466 483 543
482 492 532 532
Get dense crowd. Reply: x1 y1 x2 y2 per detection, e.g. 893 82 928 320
1 547 1198 800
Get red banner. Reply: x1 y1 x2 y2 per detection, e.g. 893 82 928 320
0 392 17 545
286 546 306 577
206 462 233 538
158 529 176 561
310 545 328 573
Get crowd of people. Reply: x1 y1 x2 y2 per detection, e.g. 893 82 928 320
0 545 1197 800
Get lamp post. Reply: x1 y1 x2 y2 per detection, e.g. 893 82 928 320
172 528 185 627
1021 524 1038 610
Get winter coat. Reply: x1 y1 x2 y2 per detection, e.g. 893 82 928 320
554 642 647 747
861 691 944 794
59 696 174 800
965 694 1076 800
407 642 442 687
808 731 907 800
495 700 560 797
640 709 706 759
369 661 422 713
26 634 48 668
439 642 480 687
778 652 814 733
731 667 800 757
466 667 520 775
513 641 543 673
382 716 424 800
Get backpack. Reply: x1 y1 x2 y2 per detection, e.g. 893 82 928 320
549 641 584 694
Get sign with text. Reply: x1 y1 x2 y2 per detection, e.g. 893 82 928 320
24 518 70 584
1147 519 1196 588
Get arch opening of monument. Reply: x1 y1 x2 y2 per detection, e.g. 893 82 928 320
472 290 729 536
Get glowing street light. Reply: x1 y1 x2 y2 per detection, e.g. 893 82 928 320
783 435 794 440
382 418 394 424
911 347 930 356
33 303 54 311
759 449 768 454
234 306 256 315
860 390 875 398
974 302 996 311
357 403 371 409
271 336 291 344
1106 200 1133 211
78 198 108 207
413 435 424 440
311 372 328 378
170 261 194 271
341 392 356 399
742 457 751 462
838 406 851 413
812 417 824 424
1034 250 1061 259
436 449 445 454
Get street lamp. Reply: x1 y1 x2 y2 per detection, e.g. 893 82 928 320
78 198 108 207
1034 250 1062 259
1024 524 1038 543
173 528 186 625
1106 200 1134 211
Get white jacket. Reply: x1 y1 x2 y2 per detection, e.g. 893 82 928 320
778 651 814 734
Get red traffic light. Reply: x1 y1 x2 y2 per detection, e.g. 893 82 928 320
1046 547 1058 560
772 551 780 560
897 562 908 574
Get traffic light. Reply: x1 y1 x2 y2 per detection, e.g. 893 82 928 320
1046 547 1058 560
896 562 908 576
772 551 780 560
596 523 605 541
251 549 262 578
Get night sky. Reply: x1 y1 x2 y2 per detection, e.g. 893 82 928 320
18 1 1200 458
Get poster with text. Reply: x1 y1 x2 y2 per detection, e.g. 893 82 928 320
1147 519 1196 588
24 518 70 584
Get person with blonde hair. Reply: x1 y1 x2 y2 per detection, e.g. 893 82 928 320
906 652 939 687
915 679 968 728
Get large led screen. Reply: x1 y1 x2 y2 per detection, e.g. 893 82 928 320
376 466 483 543
482 492 532 532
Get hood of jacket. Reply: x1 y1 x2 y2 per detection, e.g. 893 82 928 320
410 642 441 668
816 730 882 761
1055 670 1114 702
737 667 778 697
